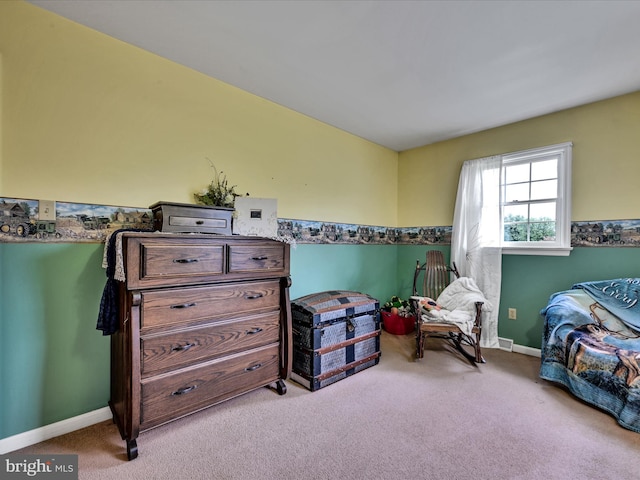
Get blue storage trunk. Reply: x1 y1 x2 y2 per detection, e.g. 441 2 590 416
290 291 381 391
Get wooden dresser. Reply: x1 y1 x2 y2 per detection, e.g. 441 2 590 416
109 233 292 460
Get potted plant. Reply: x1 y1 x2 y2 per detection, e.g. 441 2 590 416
380 296 415 335
150 160 248 235
194 159 246 208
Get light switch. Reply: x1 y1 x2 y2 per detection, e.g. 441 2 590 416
39 200 56 221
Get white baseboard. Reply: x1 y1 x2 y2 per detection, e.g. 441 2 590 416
513 343 542 358
0 407 112 454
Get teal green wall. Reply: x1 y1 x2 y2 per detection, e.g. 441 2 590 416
0 242 400 439
2 241 639 440
0 244 110 439
500 247 640 349
289 244 399 302
400 245 640 350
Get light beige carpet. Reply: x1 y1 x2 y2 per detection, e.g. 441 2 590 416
13 331 640 479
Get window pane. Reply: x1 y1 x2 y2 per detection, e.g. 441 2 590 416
530 179 557 200
503 223 528 242
499 143 571 250
530 202 556 221
505 183 529 202
503 204 528 222
531 159 557 181
530 222 556 241
504 163 529 184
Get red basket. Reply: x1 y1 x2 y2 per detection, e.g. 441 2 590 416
381 310 415 335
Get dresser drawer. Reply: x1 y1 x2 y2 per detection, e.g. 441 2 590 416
142 243 224 278
125 236 289 288
141 312 281 376
228 244 286 274
124 237 227 289
150 202 232 235
140 344 280 430
140 280 281 333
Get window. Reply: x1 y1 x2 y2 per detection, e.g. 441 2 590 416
500 142 572 255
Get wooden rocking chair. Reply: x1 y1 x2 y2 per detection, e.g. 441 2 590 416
410 250 484 365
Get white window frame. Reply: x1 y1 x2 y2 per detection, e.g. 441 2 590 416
500 142 573 256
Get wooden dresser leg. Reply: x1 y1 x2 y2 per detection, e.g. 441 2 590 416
275 379 287 395
126 439 138 461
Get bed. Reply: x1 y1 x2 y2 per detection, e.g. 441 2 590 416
540 278 640 433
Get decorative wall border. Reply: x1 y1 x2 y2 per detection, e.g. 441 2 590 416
0 198 152 243
1 197 639 247
571 220 640 247
276 218 451 245
281 218 640 246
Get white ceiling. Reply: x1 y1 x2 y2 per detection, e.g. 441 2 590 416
28 0 640 152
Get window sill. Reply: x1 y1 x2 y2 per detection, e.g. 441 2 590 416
502 246 573 257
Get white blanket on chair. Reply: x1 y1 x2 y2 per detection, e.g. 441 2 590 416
418 277 492 337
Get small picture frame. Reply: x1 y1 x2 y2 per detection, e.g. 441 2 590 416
233 197 278 237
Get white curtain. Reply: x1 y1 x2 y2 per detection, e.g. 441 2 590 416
451 155 502 348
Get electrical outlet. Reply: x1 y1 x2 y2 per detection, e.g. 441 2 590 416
508 308 517 320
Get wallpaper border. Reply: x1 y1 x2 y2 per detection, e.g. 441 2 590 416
1 197 639 247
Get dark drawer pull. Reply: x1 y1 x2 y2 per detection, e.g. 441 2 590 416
244 293 264 300
195 220 204 225
245 363 262 372
251 256 268 261
170 302 197 309
171 385 197 396
173 258 199 264
171 343 195 352
246 327 263 335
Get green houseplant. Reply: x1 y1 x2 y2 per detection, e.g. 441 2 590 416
193 160 246 208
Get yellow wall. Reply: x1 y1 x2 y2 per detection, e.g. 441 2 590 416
398 91 640 227
0 1 398 227
3 1 639 231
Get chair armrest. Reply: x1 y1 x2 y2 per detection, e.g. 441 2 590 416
409 296 421 315
473 301 483 328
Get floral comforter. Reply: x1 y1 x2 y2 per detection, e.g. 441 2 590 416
540 279 640 433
